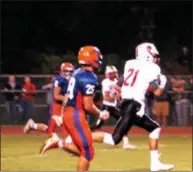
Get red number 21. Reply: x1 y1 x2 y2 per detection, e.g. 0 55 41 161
123 68 139 87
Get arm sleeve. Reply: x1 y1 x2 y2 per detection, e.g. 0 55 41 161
147 64 161 83
101 80 111 92
54 80 59 87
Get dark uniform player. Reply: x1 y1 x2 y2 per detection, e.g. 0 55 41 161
90 65 136 149
90 65 119 130
92 42 174 171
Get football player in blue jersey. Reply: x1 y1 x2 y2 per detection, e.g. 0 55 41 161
40 46 109 171
23 62 74 135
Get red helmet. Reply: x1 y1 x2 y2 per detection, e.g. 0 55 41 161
60 62 74 79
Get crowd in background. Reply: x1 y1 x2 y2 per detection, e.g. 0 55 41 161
145 75 193 127
2 75 36 124
1 73 193 127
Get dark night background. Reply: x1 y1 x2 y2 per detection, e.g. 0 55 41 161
1 1 192 74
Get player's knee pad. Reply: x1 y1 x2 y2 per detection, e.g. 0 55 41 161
112 133 122 145
81 146 94 161
149 127 161 139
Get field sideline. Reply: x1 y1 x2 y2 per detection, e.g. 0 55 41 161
1 126 192 171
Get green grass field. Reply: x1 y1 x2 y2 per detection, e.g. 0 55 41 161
1 134 192 171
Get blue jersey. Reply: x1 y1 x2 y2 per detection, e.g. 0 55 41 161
66 68 99 109
53 75 69 104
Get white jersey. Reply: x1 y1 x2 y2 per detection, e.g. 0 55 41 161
121 59 162 116
101 78 118 107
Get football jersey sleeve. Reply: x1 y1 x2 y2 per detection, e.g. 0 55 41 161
58 80 64 88
54 77 64 88
147 63 161 82
101 79 111 92
81 76 98 96
54 79 60 87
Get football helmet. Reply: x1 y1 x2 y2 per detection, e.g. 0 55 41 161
78 46 103 69
105 65 118 80
60 62 74 79
135 42 160 64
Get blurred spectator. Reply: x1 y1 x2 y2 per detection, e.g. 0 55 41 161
3 75 22 124
153 81 172 127
42 77 55 123
171 76 190 126
21 77 36 123
188 77 193 124
177 46 192 73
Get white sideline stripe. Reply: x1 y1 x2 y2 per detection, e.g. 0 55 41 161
1 154 47 161
1 144 166 161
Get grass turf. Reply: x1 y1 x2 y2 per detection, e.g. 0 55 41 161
1 134 192 171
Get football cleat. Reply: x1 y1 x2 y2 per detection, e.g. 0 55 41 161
23 118 34 133
150 162 174 171
150 153 174 171
40 133 60 156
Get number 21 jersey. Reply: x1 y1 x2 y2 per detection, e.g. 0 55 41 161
121 59 161 104
66 68 99 110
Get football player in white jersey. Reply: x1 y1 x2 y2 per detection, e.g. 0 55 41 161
92 42 174 171
90 65 136 149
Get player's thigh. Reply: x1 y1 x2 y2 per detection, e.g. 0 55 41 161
63 107 94 160
110 106 121 120
52 103 62 116
135 114 160 132
113 100 137 137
